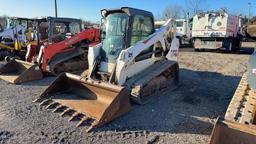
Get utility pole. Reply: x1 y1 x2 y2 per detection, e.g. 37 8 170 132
248 2 252 23
55 0 58 17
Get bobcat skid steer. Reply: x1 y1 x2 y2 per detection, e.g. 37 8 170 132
34 7 180 132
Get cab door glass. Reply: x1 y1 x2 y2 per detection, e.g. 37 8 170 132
69 22 81 35
131 15 154 62
131 15 154 46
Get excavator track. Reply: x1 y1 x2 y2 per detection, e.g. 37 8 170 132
225 73 256 126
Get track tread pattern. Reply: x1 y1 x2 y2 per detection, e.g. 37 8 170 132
225 73 256 125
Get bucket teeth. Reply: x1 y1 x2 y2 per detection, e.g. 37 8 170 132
86 120 98 132
52 105 66 113
68 112 81 121
33 98 42 103
60 108 74 117
39 99 53 106
76 117 90 127
86 121 98 133
46 102 59 109
86 126 94 133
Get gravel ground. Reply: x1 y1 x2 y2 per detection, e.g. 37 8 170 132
0 48 253 144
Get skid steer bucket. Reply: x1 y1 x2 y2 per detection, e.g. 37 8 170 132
209 118 256 144
34 73 131 132
0 59 43 84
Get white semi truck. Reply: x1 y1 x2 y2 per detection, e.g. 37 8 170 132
192 10 242 52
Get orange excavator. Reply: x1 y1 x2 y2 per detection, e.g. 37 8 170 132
0 17 100 84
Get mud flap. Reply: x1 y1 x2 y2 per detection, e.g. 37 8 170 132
34 73 131 132
0 59 43 84
209 118 256 144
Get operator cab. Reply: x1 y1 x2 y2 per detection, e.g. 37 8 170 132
98 7 155 80
37 17 82 43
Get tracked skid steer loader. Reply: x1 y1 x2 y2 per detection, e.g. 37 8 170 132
210 51 256 143
34 7 180 131
0 17 100 84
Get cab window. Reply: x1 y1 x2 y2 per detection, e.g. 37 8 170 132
131 15 154 46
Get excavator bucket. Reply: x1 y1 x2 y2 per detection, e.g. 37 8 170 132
34 73 131 132
209 118 256 144
0 59 43 84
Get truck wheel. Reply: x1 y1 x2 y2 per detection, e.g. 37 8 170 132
225 38 232 52
190 39 194 48
194 48 200 52
4 56 11 62
236 38 242 51
0 50 9 61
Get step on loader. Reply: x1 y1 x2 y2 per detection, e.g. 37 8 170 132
0 17 100 84
210 51 256 143
34 7 180 131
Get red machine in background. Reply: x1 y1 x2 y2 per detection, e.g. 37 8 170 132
0 17 100 84
29 28 100 74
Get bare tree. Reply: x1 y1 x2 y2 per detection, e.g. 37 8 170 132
185 0 205 15
162 5 184 20
82 20 99 29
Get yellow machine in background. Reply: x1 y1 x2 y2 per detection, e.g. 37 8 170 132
0 17 37 60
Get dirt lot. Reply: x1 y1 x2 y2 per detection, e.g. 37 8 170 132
0 48 253 144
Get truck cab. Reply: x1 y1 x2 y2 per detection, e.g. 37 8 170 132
175 19 191 45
